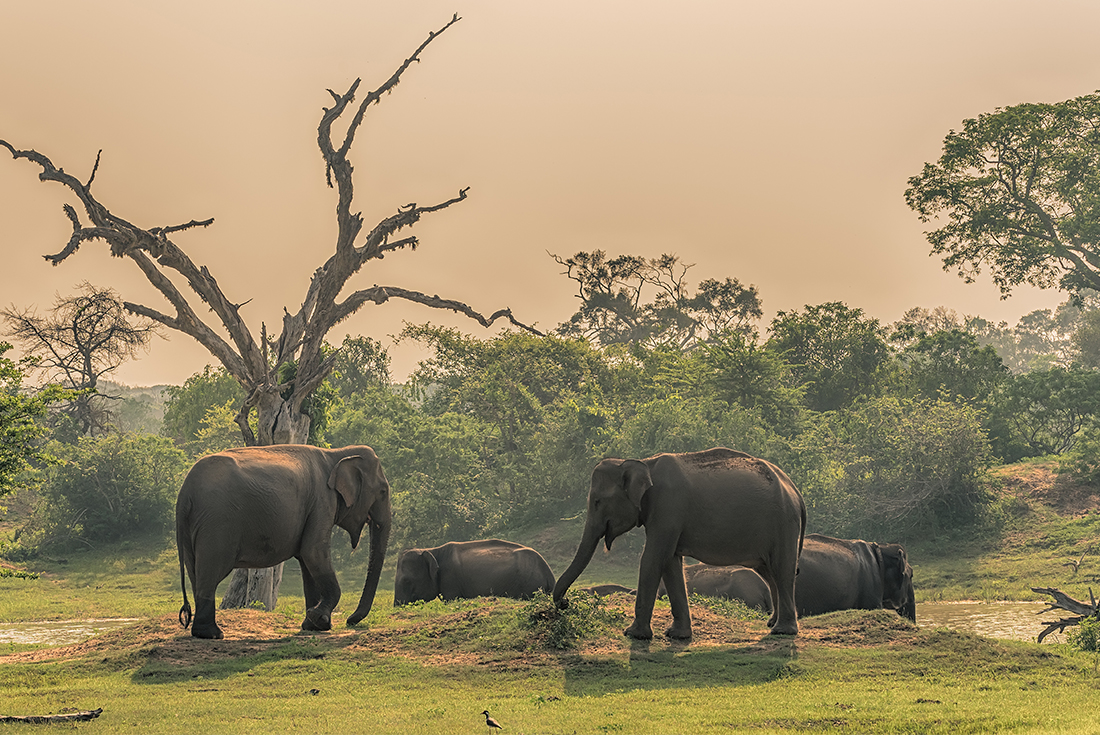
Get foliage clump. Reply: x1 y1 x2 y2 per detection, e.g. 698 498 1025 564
1068 615 1100 654
523 591 625 650
11 433 188 555
688 593 768 621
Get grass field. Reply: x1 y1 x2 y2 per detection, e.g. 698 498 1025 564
1 460 1099 733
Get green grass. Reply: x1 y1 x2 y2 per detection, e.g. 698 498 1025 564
3 461 1100 733
1 602 1098 734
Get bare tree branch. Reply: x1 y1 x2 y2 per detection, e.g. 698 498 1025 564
1032 586 1099 642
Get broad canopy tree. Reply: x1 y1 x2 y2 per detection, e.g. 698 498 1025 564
906 91 1100 299
552 250 762 349
0 15 537 611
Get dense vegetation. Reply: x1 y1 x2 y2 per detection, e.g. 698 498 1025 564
4 258 1100 562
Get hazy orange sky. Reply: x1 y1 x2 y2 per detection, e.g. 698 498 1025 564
3 1 1098 386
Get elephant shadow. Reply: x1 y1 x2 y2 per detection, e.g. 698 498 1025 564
561 637 800 697
130 629 359 684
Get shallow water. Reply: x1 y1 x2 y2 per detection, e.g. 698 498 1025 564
917 601 1064 643
0 618 140 646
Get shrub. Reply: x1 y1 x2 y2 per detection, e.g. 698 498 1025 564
523 591 625 650
800 396 995 537
15 433 188 552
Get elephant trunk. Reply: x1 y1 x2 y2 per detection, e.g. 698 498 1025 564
553 521 602 606
346 504 391 627
901 577 916 622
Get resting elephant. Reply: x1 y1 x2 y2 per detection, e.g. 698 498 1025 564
176 445 391 639
553 447 806 638
682 533 916 621
393 539 555 605
677 565 773 612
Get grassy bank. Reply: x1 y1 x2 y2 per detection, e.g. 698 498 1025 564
1 460 1099 733
2 598 1099 734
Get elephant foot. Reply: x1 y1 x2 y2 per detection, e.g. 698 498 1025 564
191 622 224 640
624 622 653 640
301 609 333 632
768 621 799 636
665 623 692 640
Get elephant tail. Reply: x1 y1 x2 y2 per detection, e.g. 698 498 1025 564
178 559 192 629
796 493 807 575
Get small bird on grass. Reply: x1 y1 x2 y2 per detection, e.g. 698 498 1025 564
481 710 503 730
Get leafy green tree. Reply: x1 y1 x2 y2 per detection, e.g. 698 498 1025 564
906 92 1100 298
0 343 70 497
609 396 772 461
988 367 1100 457
185 401 244 458
19 433 188 551
899 329 1007 402
700 334 807 435
801 396 994 537
330 335 391 399
161 366 243 449
552 251 762 349
766 302 891 412
1057 419 1100 486
407 326 612 448
1072 309 1100 368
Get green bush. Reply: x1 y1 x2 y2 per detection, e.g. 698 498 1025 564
799 396 995 537
14 433 189 553
1068 616 1100 654
523 591 625 649
1057 421 1100 486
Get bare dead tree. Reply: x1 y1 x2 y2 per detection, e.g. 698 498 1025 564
1 14 539 610
1032 586 1099 642
2 282 158 437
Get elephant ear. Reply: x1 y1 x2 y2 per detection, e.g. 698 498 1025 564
424 551 441 594
620 459 652 512
328 455 364 509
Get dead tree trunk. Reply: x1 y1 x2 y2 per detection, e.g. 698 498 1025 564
1 13 540 612
1032 586 1099 642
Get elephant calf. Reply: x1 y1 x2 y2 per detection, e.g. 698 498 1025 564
683 533 916 621
393 539 556 605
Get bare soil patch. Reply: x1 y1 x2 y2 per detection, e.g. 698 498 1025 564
0 601 919 670
993 462 1100 517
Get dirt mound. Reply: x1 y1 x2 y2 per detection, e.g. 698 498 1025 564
0 610 304 667
994 462 1100 517
0 602 919 671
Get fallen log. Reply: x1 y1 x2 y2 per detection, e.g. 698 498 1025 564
0 708 102 724
1032 586 1099 643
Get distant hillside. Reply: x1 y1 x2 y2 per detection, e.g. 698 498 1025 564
98 380 171 435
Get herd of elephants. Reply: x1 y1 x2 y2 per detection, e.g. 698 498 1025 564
175 444 915 641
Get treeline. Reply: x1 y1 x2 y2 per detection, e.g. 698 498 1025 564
7 255 1100 559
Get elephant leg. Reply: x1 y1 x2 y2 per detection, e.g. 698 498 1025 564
626 536 674 640
762 558 799 636
762 576 780 629
300 559 321 611
298 544 341 632
661 554 692 640
190 549 233 639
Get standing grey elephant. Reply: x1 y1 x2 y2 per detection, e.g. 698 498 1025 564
553 447 806 638
393 539 555 605
682 534 916 621
176 445 392 639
